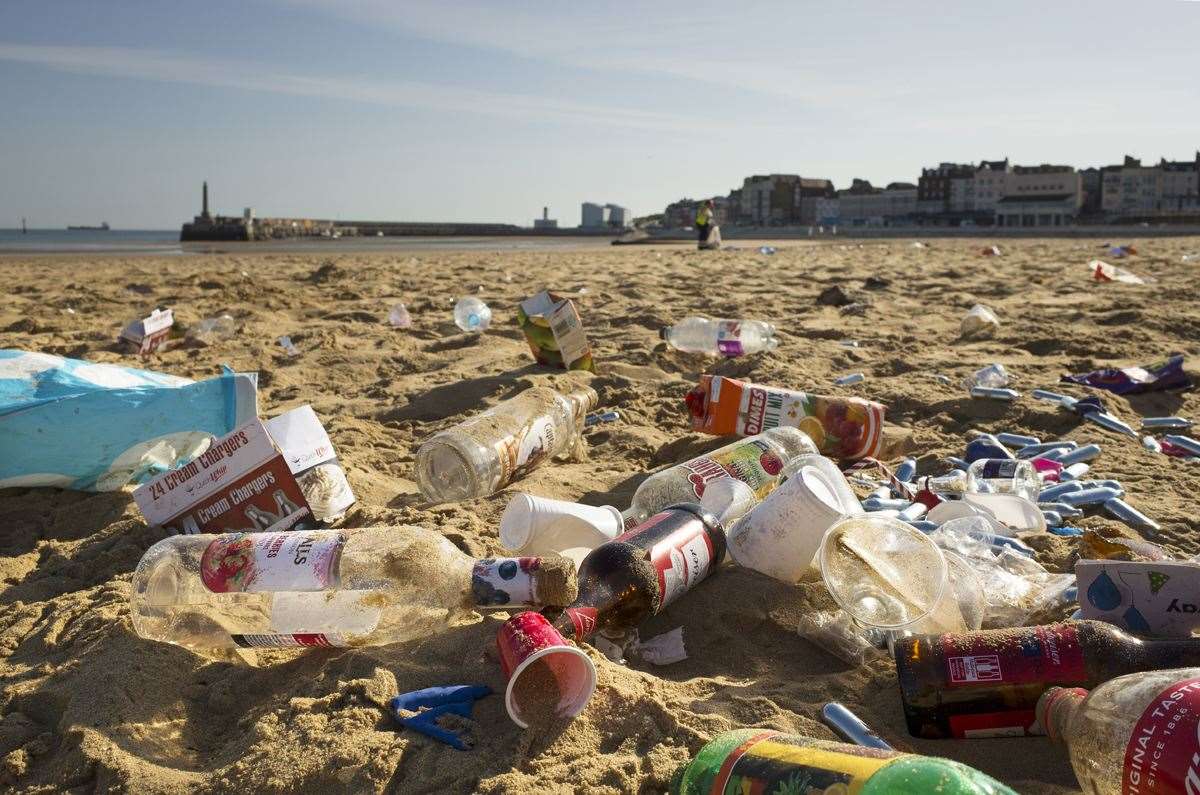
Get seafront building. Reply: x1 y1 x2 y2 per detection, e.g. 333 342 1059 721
667 150 1200 229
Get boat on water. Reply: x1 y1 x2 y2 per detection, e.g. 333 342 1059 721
67 222 111 231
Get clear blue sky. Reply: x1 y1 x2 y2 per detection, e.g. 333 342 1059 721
2 0 1198 229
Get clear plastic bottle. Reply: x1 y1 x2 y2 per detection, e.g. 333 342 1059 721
130 525 577 661
414 383 598 503
1039 667 1200 794
967 458 1039 500
453 296 491 332
660 317 778 357
187 314 237 344
388 303 412 328
625 426 817 525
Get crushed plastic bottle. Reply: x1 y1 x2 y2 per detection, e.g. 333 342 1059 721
389 303 412 328
962 363 1009 390
187 315 237 345
960 304 1000 340
660 317 778 357
453 297 491 333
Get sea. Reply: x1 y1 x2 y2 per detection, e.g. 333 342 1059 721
0 228 618 255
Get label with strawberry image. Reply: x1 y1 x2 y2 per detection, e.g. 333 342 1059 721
715 321 745 356
680 438 783 499
201 531 344 593
1122 676 1200 794
728 380 883 460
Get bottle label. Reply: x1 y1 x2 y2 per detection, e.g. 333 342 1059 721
201 531 344 593
680 438 782 499
471 557 539 607
978 459 1019 479
495 416 558 486
231 633 346 648
646 514 715 609
564 606 598 641
939 624 1086 738
715 320 744 356
708 731 894 793
1121 676 1200 794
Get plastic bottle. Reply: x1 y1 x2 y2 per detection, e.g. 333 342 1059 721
670 728 1015 795
894 621 1200 739
453 296 491 332
551 504 725 643
414 383 597 503
130 525 578 660
624 426 818 525
388 303 412 328
1039 667 1200 794
967 458 1039 501
660 317 778 357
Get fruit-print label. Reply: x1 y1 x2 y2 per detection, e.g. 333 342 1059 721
1122 676 1200 794
715 321 744 356
201 531 344 593
647 516 715 608
941 624 1086 688
680 438 783 499
710 731 894 794
471 557 539 607
231 633 346 648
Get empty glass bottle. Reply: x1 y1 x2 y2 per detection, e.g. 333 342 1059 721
660 316 778 357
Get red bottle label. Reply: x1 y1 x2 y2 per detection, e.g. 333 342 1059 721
942 624 1086 687
940 624 1087 738
649 521 715 609
1122 676 1200 794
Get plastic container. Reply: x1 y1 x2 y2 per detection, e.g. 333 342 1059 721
499 493 623 568
453 297 492 332
967 458 1039 501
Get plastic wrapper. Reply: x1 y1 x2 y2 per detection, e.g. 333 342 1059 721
0 350 257 491
960 304 1000 340
685 375 886 460
1061 354 1190 395
929 520 1076 628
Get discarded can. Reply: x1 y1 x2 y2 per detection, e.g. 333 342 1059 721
1142 435 1163 453
895 458 917 482
1017 440 1079 458
862 497 910 512
1082 479 1124 493
1055 444 1102 467
1041 510 1063 527
1103 498 1161 534
1060 463 1090 481
1163 435 1200 457
835 373 865 386
869 485 891 500
1059 486 1123 507
1037 502 1084 518
965 438 1013 462
1031 389 1078 409
970 387 1020 400
585 410 621 427
997 432 1040 448
945 456 970 470
820 702 894 750
1142 417 1192 429
1037 481 1085 502
1084 411 1137 437
897 502 928 522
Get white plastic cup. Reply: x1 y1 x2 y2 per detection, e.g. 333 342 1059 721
499 493 622 567
495 611 597 729
727 456 860 583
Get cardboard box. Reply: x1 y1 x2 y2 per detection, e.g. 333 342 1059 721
685 375 886 460
1077 559 1200 637
265 405 356 522
517 290 594 372
119 308 174 355
133 417 315 535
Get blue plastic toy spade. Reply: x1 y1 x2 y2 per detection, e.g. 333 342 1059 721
389 685 492 751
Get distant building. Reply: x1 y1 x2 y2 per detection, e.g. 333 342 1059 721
605 204 630 228
533 206 558 229
972 159 1010 215
736 174 834 225
994 164 1082 227
1100 154 1200 220
663 198 698 228
917 163 975 222
837 179 917 227
581 202 605 227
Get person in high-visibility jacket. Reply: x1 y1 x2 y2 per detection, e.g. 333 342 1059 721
695 199 715 244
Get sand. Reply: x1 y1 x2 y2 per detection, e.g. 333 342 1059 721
1 237 1198 793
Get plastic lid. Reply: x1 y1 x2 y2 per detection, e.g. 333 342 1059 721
818 515 948 630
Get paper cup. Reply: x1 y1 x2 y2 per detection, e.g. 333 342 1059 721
727 460 853 582
500 493 623 556
495 611 597 729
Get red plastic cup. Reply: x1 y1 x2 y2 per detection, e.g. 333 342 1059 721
495 611 597 729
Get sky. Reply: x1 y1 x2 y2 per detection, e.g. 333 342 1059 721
1 0 1198 229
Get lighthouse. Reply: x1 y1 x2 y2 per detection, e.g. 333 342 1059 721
201 181 211 221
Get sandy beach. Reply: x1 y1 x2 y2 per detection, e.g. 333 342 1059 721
1 237 1198 793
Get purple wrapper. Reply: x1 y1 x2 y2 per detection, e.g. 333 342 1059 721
1061 354 1191 395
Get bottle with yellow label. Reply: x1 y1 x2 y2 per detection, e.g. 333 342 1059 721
670 729 1015 795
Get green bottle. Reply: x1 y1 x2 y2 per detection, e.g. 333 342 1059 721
670 728 1016 795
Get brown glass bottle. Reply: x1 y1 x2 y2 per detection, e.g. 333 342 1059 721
551 503 725 642
894 620 1200 739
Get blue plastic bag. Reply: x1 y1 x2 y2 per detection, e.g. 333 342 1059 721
0 350 257 491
